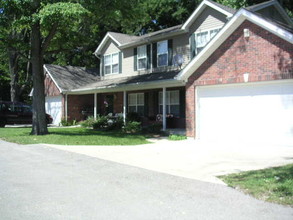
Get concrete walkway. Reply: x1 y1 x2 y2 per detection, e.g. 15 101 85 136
44 138 293 184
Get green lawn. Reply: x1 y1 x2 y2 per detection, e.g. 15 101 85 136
0 127 150 145
218 164 293 206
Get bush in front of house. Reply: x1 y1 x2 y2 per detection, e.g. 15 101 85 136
92 115 108 130
80 116 96 128
123 121 141 133
143 122 162 134
108 116 124 130
61 118 77 126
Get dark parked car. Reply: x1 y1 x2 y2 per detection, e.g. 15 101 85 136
0 101 53 127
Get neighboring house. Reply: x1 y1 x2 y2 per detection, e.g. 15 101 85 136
44 0 293 143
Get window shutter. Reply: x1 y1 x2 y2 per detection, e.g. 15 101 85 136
168 39 173 66
119 52 122 73
152 43 157 68
101 56 104 76
144 92 149 117
133 48 137 71
179 89 185 118
190 33 196 59
146 45 151 69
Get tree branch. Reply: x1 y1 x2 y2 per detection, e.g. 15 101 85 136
41 23 58 54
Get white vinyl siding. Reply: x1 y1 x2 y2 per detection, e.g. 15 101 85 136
137 45 147 70
128 93 144 115
159 90 180 117
157 40 168 67
104 53 119 75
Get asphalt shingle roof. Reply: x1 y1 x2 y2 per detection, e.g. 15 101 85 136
45 64 100 91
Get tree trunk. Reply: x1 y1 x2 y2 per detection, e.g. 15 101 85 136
8 49 20 102
30 19 48 135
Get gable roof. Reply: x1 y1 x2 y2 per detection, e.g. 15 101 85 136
95 0 236 55
181 0 235 30
44 64 100 93
245 0 293 26
94 25 184 55
176 8 293 81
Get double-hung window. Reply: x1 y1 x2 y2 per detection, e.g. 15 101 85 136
104 53 119 74
159 90 180 117
157 40 168 67
137 45 147 70
128 93 144 115
195 28 220 54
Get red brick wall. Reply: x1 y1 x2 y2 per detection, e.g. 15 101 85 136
67 94 94 121
186 20 293 137
44 74 61 96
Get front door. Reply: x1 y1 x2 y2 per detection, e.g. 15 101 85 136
105 95 114 115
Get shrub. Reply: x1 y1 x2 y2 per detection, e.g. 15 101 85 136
92 115 108 130
144 123 162 134
108 116 124 130
80 116 95 128
61 119 77 126
123 121 141 133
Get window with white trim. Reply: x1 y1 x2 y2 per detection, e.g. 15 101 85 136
159 90 180 117
128 93 144 115
195 28 220 54
137 45 147 70
157 40 168 67
104 52 119 74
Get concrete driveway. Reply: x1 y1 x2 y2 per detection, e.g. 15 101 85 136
45 138 293 184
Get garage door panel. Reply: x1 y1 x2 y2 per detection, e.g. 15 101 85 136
45 96 62 125
197 81 293 144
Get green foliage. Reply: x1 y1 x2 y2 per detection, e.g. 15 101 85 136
0 127 149 145
80 116 96 128
143 123 162 134
123 121 142 133
92 115 108 130
60 119 77 126
168 134 187 141
219 164 293 206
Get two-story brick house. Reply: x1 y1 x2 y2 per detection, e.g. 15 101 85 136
44 0 293 143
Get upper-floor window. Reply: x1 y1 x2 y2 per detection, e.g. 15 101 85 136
157 40 168 67
104 52 119 74
137 45 147 70
195 28 220 54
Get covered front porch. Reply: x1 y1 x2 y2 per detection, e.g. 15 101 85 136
65 86 186 131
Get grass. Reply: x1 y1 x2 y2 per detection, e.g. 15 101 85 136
168 134 187 141
0 127 150 145
218 164 293 206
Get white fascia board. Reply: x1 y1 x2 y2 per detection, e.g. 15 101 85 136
43 65 63 93
248 0 293 26
181 0 233 31
67 79 185 95
176 9 293 81
94 33 122 56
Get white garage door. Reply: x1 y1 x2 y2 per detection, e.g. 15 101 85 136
197 80 293 144
45 95 62 125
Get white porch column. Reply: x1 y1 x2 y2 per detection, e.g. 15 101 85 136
162 87 167 131
65 94 68 121
123 91 127 124
94 93 97 120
